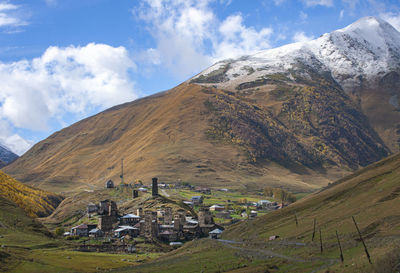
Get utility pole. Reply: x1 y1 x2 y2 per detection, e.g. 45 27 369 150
120 158 124 185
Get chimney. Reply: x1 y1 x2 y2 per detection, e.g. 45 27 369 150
152 177 158 196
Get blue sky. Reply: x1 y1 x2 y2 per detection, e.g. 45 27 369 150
0 0 399 155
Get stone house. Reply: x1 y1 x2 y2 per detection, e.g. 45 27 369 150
120 214 141 226
191 196 204 205
209 228 223 239
105 179 114 189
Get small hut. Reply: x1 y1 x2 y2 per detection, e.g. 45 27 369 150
209 228 223 239
105 179 114 189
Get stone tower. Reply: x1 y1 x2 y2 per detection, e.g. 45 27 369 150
144 210 158 239
152 177 158 196
198 207 214 226
164 207 172 225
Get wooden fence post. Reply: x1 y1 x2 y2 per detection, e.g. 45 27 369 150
352 216 372 264
336 230 344 262
312 218 316 241
319 227 323 253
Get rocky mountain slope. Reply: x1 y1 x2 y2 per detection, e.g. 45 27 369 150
0 145 18 165
3 17 399 193
192 16 400 153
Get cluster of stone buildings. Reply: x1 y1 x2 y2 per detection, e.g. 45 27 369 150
71 199 222 242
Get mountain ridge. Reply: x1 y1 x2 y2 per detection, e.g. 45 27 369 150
3 17 400 192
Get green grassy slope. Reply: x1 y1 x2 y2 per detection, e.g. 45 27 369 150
0 196 57 272
0 194 162 273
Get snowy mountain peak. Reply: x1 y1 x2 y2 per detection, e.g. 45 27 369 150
338 16 397 36
192 17 400 92
335 16 400 52
0 144 18 165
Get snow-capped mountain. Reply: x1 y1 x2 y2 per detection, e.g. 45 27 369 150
0 144 19 165
192 17 400 93
4 17 399 191
191 16 400 154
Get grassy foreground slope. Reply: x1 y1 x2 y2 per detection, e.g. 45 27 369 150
0 171 63 217
0 195 161 273
127 153 400 273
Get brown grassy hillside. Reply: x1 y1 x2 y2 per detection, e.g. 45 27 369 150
127 153 400 273
0 171 63 217
3 82 391 193
221 152 400 272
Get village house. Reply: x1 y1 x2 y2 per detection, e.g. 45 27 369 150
159 230 177 242
120 214 141 226
249 210 258 219
71 224 97 236
195 187 211 194
183 201 194 207
258 200 278 209
209 228 223 239
209 204 224 212
191 196 204 205
215 211 232 219
89 228 104 238
158 183 169 189
105 179 114 189
114 226 139 238
87 203 98 214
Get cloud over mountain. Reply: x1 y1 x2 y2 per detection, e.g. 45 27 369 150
0 43 137 154
135 0 273 78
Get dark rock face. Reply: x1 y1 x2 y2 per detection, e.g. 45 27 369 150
202 66 390 170
0 145 18 165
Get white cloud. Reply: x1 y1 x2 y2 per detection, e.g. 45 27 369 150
0 2 27 28
215 14 273 60
302 0 333 7
273 0 286 5
300 11 308 21
341 0 358 14
292 31 315 42
0 120 33 155
380 12 400 32
339 9 344 20
0 43 138 154
135 0 273 78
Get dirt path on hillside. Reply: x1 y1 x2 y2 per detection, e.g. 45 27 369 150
160 189 170 197
217 239 306 262
217 239 340 271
